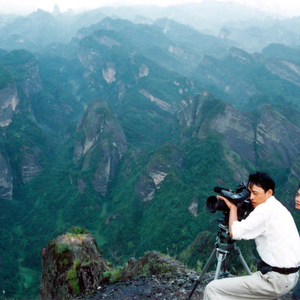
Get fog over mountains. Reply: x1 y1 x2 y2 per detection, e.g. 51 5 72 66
2 1 300 299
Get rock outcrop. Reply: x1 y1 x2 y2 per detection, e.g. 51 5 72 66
2 50 42 108
139 89 177 114
0 151 13 199
176 92 300 170
193 46 300 104
69 250 293 300
73 250 204 300
20 145 43 183
265 58 300 87
256 106 300 168
0 84 19 127
135 142 184 202
73 99 127 196
39 232 108 300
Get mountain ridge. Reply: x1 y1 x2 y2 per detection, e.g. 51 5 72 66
1 10 300 300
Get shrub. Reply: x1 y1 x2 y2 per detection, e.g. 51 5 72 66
57 243 72 254
103 267 123 283
69 226 89 235
66 268 80 294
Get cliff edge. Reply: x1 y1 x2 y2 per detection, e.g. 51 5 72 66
39 230 108 300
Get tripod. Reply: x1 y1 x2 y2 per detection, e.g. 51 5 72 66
187 223 252 300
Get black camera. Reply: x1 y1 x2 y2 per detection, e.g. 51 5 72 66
206 181 253 222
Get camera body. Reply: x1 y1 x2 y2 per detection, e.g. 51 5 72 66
206 181 253 222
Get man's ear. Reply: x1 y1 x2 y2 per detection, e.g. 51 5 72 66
266 189 273 197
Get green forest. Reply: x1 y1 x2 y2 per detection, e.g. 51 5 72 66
1 6 300 300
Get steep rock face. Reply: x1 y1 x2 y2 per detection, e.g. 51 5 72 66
0 151 13 199
77 32 111 74
219 28 230 39
210 104 255 163
2 50 42 99
195 46 300 106
228 47 254 64
0 84 19 127
256 107 300 168
39 233 108 300
139 89 177 114
194 46 300 105
176 93 300 169
73 99 127 196
20 146 43 183
264 58 300 87
102 62 116 84
139 63 149 77
12 59 41 98
135 143 184 202
188 198 199 217
176 90 209 140
176 91 255 164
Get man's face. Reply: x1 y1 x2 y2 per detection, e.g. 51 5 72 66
248 184 273 208
295 189 300 210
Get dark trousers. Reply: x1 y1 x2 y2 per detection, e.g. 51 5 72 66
293 280 300 300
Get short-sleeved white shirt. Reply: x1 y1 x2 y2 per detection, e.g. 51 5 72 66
232 196 300 268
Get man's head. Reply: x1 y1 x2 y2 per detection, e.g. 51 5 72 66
248 172 275 208
295 182 300 210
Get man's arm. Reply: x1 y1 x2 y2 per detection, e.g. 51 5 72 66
217 195 238 237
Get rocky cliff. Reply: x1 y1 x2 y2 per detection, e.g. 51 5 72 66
73 99 128 196
20 145 43 183
0 83 19 127
2 50 42 99
0 51 45 198
256 106 300 168
176 92 300 173
47 244 293 300
264 58 300 87
39 232 207 300
0 150 13 199
194 46 300 106
39 231 108 300
135 142 184 202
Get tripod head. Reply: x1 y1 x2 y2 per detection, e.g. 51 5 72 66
215 223 235 251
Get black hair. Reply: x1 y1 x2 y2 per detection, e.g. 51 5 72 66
248 172 275 195
298 182 300 189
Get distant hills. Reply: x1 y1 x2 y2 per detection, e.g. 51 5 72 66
1 4 300 299
1 0 300 53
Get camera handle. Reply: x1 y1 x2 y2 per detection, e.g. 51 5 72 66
186 230 251 300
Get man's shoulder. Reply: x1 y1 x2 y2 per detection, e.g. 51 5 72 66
255 196 284 214
264 196 292 217
265 196 280 206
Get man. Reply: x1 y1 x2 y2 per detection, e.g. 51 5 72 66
292 184 300 300
203 172 300 300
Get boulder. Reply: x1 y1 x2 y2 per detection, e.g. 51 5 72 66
39 232 108 300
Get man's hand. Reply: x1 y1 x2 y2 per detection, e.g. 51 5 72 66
217 195 236 210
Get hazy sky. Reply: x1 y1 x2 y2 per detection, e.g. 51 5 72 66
1 0 300 17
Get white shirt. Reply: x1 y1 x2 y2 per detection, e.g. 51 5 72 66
232 196 300 268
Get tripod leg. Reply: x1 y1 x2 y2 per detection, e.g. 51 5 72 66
214 250 227 280
235 247 252 275
186 248 217 300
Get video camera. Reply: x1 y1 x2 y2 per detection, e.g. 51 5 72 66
206 181 253 223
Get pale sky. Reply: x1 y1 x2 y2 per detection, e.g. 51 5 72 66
1 0 300 17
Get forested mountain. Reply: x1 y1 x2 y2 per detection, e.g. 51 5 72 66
1 3 300 299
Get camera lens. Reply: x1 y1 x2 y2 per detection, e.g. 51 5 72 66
206 196 229 213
